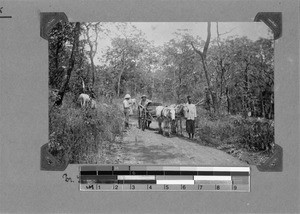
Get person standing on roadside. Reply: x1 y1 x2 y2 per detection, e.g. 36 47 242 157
123 94 132 128
185 95 197 139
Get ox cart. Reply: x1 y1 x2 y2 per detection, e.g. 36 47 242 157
138 102 162 131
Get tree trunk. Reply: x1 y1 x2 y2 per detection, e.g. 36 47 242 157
226 87 230 113
55 22 81 106
219 66 225 109
84 23 100 87
162 79 166 102
55 40 62 72
173 69 176 101
91 56 95 86
191 22 218 113
200 55 218 112
215 23 227 113
86 66 90 82
54 23 63 73
117 52 126 97
117 68 125 97
152 76 155 99
243 62 250 115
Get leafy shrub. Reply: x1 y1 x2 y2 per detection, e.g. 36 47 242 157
196 107 274 152
235 117 274 151
48 92 124 164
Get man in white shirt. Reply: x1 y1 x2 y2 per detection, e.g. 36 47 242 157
123 94 132 128
185 95 197 139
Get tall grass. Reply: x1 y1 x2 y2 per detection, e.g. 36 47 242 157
48 92 124 164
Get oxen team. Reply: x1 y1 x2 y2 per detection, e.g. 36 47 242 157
154 95 197 139
123 94 196 138
155 104 189 137
77 91 197 139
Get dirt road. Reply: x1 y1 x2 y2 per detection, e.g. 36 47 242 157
119 118 246 166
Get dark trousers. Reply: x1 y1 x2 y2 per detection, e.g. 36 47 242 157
186 120 195 134
124 108 130 127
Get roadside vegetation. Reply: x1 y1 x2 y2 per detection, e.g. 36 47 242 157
48 91 124 164
194 107 275 165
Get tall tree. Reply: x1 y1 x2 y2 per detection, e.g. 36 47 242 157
162 33 196 102
105 29 149 97
49 22 75 88
55 22 81 106
191 22 218 112
106 38 141 96
82 22 108 87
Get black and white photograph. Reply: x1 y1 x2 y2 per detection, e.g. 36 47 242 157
1 0 299 213
48 21 275 166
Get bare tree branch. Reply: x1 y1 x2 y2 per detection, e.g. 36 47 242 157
219 27 237 36
191 22 211 60
190 42 203 58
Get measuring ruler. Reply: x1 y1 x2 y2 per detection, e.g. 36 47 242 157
79 165 250 192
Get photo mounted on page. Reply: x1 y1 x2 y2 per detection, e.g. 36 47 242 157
48 22 274 166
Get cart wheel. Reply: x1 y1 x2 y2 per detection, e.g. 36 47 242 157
142 119 146 131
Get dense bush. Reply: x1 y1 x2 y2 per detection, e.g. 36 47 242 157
196 106 274 152
48 91 124 164
234 117 274 151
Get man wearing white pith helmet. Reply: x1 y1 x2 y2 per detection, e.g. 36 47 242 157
138 95 152 129
123 94 132 128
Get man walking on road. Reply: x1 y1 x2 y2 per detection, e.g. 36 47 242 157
123 94 132 128
185 95 197 139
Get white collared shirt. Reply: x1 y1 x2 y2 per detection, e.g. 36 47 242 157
123 99 131 108
185 103 197 120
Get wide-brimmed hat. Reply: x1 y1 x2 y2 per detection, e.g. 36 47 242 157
141 94 147 98
124 94 131 99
